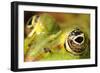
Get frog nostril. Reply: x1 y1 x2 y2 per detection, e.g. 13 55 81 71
75 37 83 43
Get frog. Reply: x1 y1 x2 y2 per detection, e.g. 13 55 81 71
24 13 90 62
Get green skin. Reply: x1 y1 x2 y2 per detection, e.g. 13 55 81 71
24 13 90 61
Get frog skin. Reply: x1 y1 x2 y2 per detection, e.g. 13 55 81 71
24 13 90 62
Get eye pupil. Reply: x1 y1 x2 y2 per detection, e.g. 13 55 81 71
75 37 83 43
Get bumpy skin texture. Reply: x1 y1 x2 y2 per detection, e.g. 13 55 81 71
24 13 90 62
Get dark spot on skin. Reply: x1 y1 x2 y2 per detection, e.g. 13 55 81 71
28 43 32 47
44 48 52 53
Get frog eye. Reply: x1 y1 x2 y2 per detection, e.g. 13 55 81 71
26 15 40 29
64 28 85 55
25 15 42 37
